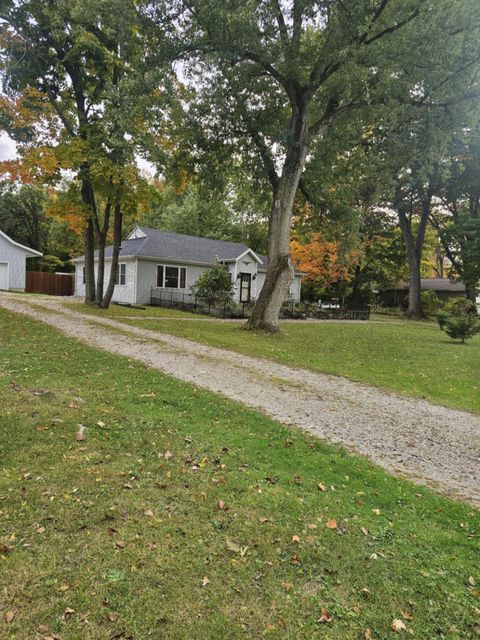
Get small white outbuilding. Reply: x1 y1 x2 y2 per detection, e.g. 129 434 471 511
0 229 43 291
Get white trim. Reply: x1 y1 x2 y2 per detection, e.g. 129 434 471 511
0 229 43 257
234 248 263 264
155 263 187 290
133 259 138 304
0 261 10 290
125 225 147 240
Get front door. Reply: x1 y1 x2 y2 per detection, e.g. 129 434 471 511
239 273 251 303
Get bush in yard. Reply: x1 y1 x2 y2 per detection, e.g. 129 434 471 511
444 297 478 316
444 315 480 343
420 290 443 316
436 310 449 330
191 263 234 305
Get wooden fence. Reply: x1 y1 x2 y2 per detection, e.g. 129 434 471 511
26 271 74 296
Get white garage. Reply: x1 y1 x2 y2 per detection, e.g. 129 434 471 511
0 229 43 291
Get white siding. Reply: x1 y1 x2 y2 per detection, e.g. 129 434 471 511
74 256 302 305
0 233 35 290
141 259 208 304
255 271 302 302
74 258 136 304
289 276 302 301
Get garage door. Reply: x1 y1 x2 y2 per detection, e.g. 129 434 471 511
0 263 9 290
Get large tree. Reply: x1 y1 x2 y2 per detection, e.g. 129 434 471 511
0 0 169 307
153 0 480 330
430 132 480 303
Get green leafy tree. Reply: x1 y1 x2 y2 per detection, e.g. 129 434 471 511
152 0 480 331
0 0 171 307
0 182 48 251
191 263 233 305
444 315 480 344
430 132 480 303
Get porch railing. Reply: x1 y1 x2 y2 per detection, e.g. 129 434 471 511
150 288 370 321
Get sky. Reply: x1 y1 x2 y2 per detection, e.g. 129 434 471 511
0 133 17 161
0 132 155 175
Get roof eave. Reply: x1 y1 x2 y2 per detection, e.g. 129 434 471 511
0 229 43 257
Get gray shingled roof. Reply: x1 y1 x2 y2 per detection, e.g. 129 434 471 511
397 278 466 292
73 226 304 275
75 226 272 270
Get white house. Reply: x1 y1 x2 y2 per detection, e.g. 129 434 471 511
0 230 43 291
73 226 303 305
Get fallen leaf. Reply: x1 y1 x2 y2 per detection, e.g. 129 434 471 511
318 483 327 492
317 608 332 623
143 509 154 518
326 519 337 529
226 539 241 553
360 527 369 536
59 584 70 592
392 619 407 632
4 610 16 623
164 450 173 460
468 576 476 587
292 535 300 543
401 609 414 620
202 576 210 587
96 420 106 428
282 582 293 591
64 607 75 618
218 500 226 510
115 540 126 549
107 612 119 622
36 526 46 534
372 508 381 515
37 624 49 633
364 628 372 640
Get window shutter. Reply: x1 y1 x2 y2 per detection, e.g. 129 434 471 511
180 267 186 289
157 265 164 287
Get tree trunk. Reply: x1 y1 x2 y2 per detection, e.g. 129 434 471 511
80 171 96 304
245 104 309 332
405 248 423 319
100 203 123 309
95 237 106 305
83 217 96 304
465 285 477 304
397 190 432 320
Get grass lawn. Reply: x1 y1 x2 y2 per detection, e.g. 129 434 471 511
65 300 210 319
108 314 480 415
0 309 479 639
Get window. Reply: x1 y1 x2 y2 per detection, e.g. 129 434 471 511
115 263 126 285
82 267 85 284
156 265 186 289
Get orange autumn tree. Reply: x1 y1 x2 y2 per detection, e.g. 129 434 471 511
290 233 358 293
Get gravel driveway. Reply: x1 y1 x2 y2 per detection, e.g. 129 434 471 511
1 294 479 506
